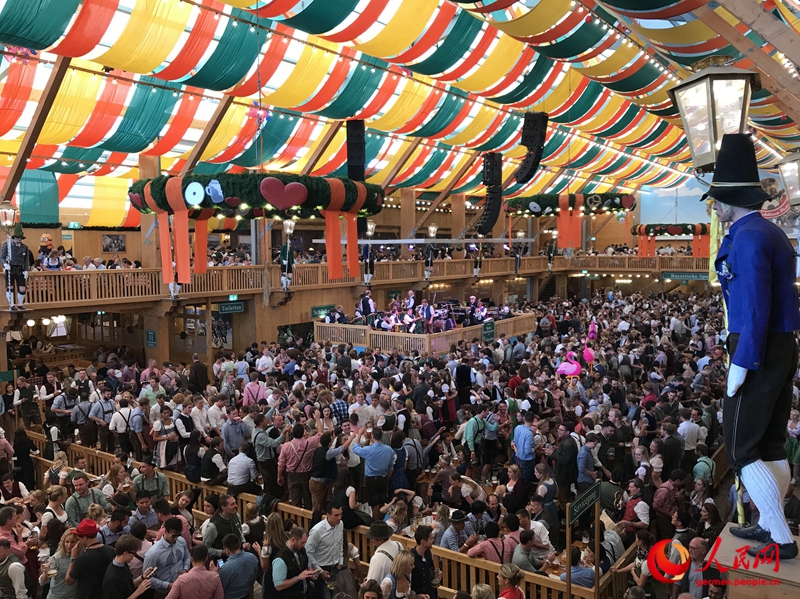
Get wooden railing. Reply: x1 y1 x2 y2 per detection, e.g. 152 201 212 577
13 266 266 309
26 432 632 599
10 257 710 308
315 313 539 354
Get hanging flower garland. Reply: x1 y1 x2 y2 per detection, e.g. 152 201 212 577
504 193 636 216
128 173 385 220
632 223 710 236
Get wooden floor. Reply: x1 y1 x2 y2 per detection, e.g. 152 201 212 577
713 523 800 598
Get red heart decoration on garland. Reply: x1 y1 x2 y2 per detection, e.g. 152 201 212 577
225 196 242 208
259 177 308 211
667 225 682 235
620 195 635 209
128 192 144 210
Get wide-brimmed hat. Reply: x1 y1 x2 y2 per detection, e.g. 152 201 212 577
701 134 771 207
365 521 394 540
450 510 467 522
74 519 100 537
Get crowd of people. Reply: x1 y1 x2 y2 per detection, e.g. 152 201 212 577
0 287 771 599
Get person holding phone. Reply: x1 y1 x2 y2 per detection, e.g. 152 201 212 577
101 534 151 599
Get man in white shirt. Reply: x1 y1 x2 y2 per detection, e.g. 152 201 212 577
305 505 344 599
226 443 261 497
256 350 273 380
190 396 212 437
207 397 228 436
0 537 27 599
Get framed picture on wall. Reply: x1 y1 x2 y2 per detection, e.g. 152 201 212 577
102 234 126 253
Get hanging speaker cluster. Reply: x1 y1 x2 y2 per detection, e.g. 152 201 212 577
346 120 366 181
514 111 549 185
476 153 504 236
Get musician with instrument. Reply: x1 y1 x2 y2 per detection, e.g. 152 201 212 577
418 299 435 334
402 290 416 312
402 308 421 333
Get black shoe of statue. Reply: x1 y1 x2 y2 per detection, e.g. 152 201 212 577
746 539 798 560
729 524 772 543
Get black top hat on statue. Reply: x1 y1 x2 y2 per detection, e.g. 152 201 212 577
701 133 771 207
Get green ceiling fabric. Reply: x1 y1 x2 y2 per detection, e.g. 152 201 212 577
397 148 450 188
489 54 552 105
0 0 79 49
591 106 643 137
473 117 522 152
567 145 604 168
317 57 387 119
452 173 483 195
283 0 360 35
232 112 299 167
18 171 59 224
411 11 482 76
194 162 230 175
627 121 670 148
550 81 605 124
181 9 269 91
594 155 632 175
604 64 662 94
97 76 181 153
412 94 465 138
534 22 606 61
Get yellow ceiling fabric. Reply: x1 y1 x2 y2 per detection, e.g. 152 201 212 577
366 139 416 184
526 170 558 194
217 0 260 7
94 0 193 74
38 64 102 145
261 43 336 107
532 68 583 114
445 105 496 146
573 95 627 132
488 0 573 38
308 123 347 169
775 0 800 35
455 34 525 92
84 176 131 227
368 80 430 131
196 105 249 161
626 16 714 46
426 154 476 192
575 45 641 78
352 0 439 58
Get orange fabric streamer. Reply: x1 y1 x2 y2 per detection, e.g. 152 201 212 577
191 208 215 274
321 178 347 280
557 195 571 249
57 175 80 202
648 236 655 257
51 0 119 57
164 177 191 284
572 195 584 248
0 60 35 137
143 182 174 285
345 182 368 276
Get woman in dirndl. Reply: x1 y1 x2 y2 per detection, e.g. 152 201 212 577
785 409 800 484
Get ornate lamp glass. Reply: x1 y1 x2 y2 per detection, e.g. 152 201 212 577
282 219 296 236
515 230 525 239
366 219 376 237
667 66 760 173
427 223 438 238
777 151 800 206
0 197 17 234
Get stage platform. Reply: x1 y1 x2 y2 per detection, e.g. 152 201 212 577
712 523 800 598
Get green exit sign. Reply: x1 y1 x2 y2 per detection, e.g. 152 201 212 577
67 222 81 229
228 294 238 301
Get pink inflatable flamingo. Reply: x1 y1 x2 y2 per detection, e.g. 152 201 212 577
583 345 595 372
557 351 582 381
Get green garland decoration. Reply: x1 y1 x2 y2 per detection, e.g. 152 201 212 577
504 193 636 216
631 223 710 236
128 173 385 220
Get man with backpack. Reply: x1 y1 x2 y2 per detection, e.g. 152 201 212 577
693 443 716 491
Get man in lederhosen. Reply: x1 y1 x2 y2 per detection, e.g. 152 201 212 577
708 134 800 559
1 223 30 311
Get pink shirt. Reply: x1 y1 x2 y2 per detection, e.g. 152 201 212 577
467 538 509 564
164 566 223 599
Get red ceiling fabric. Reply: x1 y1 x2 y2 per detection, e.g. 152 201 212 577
69 72 133 148
26 146 58 169
293 49 355 112
0 61 36 137
142 93 201 156
51 0 120 57
153 0 223 81
269 118 315 165
353 71 402 119
321 0 390 43
56 174 80 202
389 2 457 63
229 25 291 97
90 152 127 176
438 25 497 82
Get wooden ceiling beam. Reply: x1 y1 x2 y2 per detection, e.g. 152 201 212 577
1 56 71 203
300 121 343 175
179 94 234 177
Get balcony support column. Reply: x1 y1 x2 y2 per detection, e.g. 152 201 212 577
400 189 415 258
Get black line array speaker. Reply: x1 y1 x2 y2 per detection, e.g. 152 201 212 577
357 216 367 235
521 111 548 150
482 152 503 187
475 185 503 236
515 111 549 185
346 119 366 181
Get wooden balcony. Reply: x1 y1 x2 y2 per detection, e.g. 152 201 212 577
7 256 708 311
315 313 540 354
